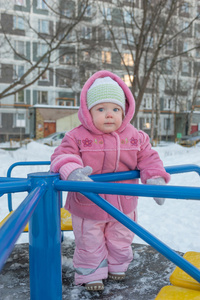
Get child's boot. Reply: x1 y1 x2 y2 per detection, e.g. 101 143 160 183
85 280 104 291
108 272 125 280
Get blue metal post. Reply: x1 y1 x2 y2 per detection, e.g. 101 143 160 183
28 172 62 300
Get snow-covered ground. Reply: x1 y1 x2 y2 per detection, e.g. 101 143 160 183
0 141 200 253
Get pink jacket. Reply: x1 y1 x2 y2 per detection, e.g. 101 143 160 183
50 70 170 220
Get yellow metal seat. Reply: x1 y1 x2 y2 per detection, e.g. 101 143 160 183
0 208 73 232
170 251 200 291
155 285 200 300
60 207 73 231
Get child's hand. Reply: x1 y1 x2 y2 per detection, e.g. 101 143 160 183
146 177 166 205
68 166 93 181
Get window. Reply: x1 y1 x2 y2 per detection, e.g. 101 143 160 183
181 21 190 34
166 40 173 51
122 53 134 66
57 99 74 106
15 90 24 103
194 62 200 76
183 41 188 52
146 58 151 70
13 16 25 30
139 117 144 130
164 118 171 130
166 59 172 73
15 0 26 6
60 54 74 64
38 20 49 34
122 32 134 45
85 4 91 17
14 41 26 56
180 2 190 14
165 79 174 91
13 65 25 79
164 99 172 110
123 74 134 87
83 51 90 61
182 61 189 74
37 43 48 57
195 25 200 38
179 101 187 111
139 117 151 130
144 117 151 129
85 70 93 81
82 26 92 39
145 36 154 48
58 31 65 41
16 113 25 127
103 7 112 21
143 98 152 109
124 10 132 24
62 9 73 18
37 0 48 10
101 28 111 40
102 51 111 64
38 91 48 104
105 29 111 40
38 68 49 81
179 80 188 91
58 78 69 87
81 3 91 17
196 49 200 58
65 32 72 41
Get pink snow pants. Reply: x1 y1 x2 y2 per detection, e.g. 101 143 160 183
71 210 136 285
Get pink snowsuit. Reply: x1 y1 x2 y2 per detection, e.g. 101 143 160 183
50 70 170 285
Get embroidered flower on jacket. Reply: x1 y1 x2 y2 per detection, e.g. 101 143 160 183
130 137 138 146
83 138 93 147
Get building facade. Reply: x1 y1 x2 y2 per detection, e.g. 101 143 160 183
0 0 200 142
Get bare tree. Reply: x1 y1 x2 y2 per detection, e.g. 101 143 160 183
187 64 200 135
163 54 200 139
0 0 90 101
100 0 200 122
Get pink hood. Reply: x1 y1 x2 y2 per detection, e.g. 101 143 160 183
78 70 135 134
51 70 170 220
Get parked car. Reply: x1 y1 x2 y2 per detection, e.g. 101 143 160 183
179 131 200 147
37 132 66 146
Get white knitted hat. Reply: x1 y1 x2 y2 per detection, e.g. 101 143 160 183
87 77 125 113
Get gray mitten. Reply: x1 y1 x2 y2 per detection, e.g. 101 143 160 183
68 166 93 181
146 177 166 205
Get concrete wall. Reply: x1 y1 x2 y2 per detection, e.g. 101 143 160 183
56 112 81 132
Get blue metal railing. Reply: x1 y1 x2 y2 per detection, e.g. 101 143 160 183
0 181 47 268
6 161 50 212
0 162 200 300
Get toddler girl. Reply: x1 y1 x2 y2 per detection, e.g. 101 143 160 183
50 70 170 291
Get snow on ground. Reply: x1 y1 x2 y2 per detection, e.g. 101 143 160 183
0 141 200 252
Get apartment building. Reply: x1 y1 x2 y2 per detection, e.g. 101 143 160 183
0 0 200 142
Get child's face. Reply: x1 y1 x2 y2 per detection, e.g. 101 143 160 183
90 102 123 133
